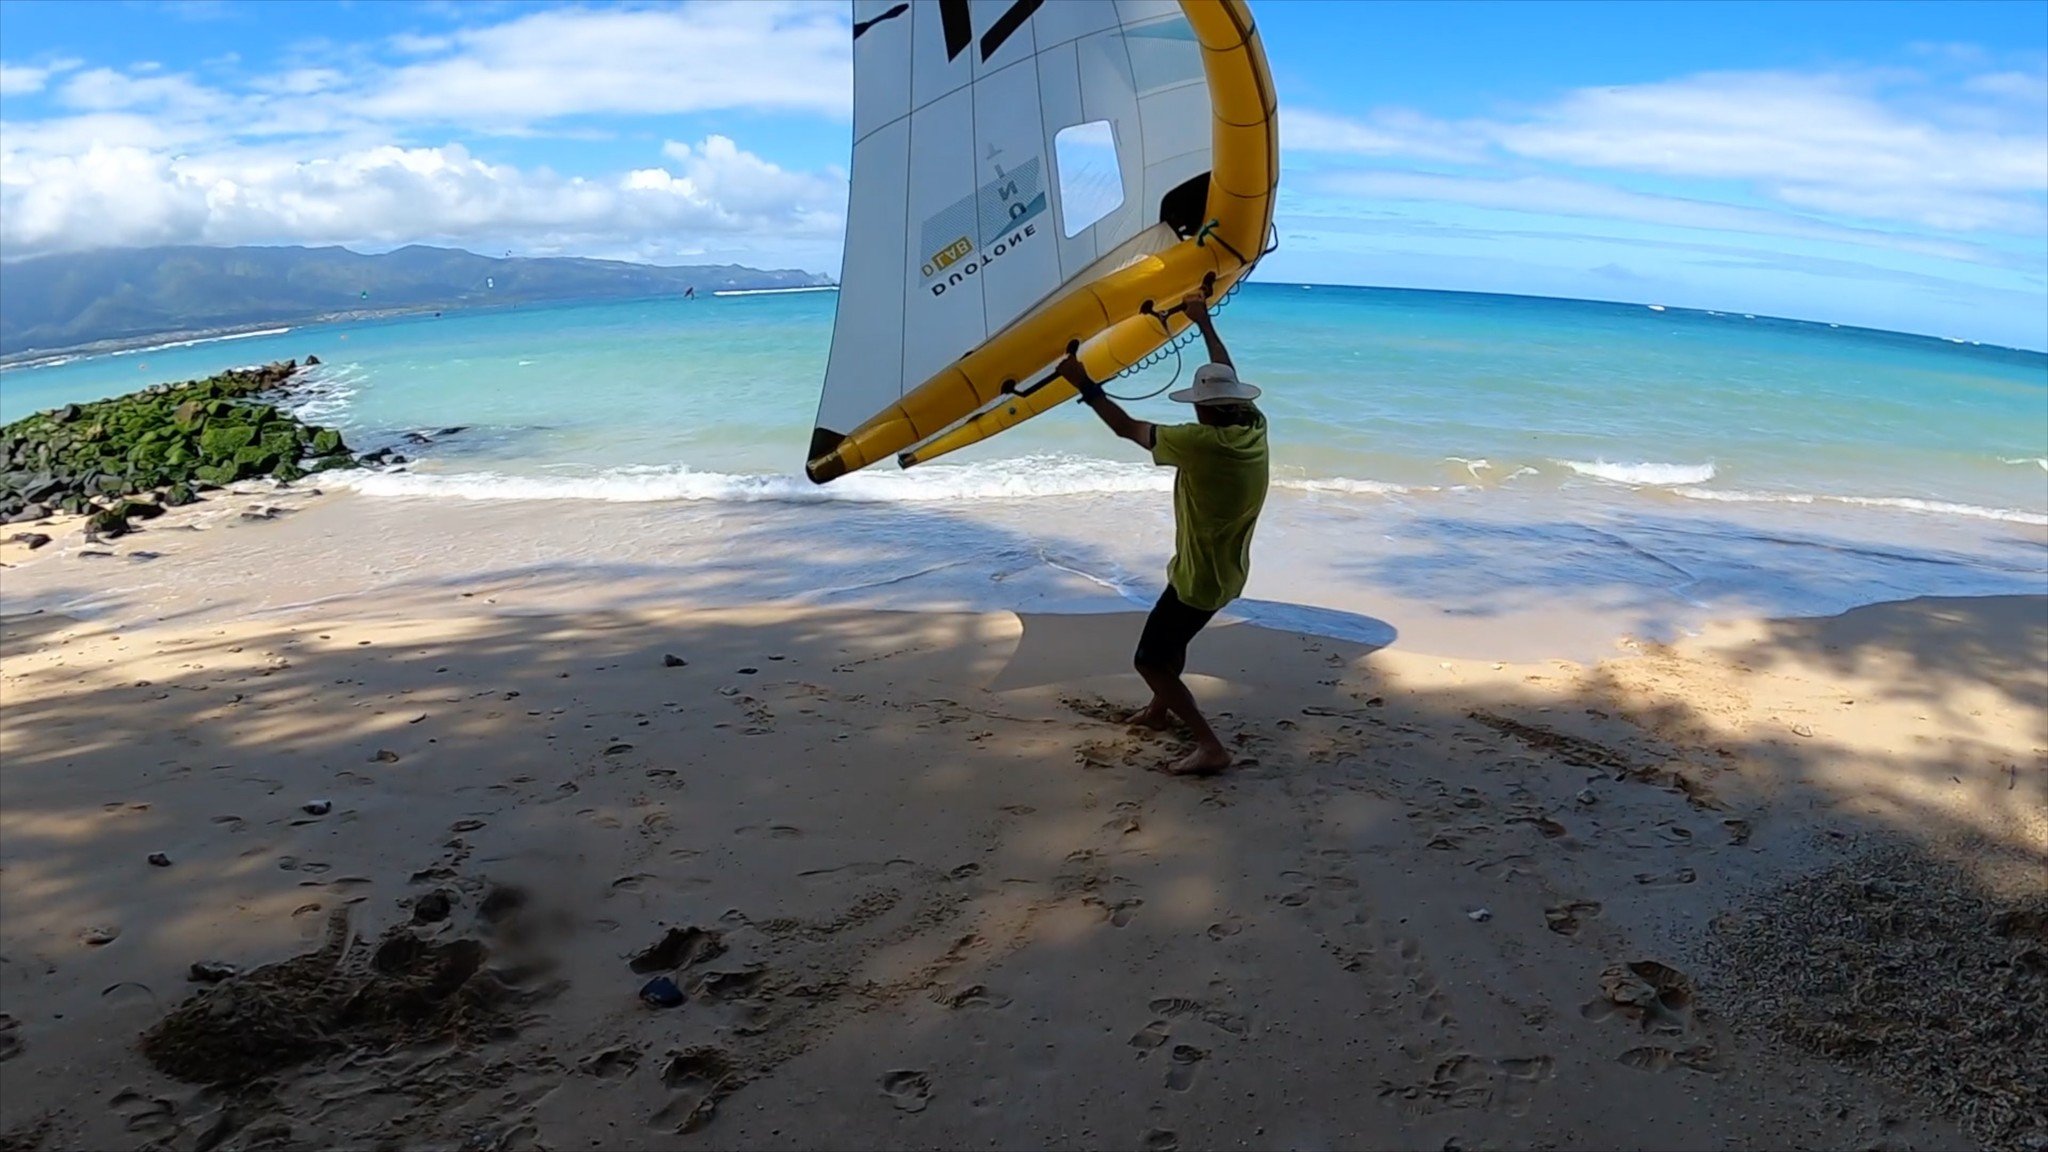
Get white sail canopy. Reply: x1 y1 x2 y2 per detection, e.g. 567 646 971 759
813 0 1218 464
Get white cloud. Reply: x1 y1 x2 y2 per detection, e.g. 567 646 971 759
1305 170 1992 264
0 58 82 96
1282 108 1483 163
1292 67 2047 237
0 136 844 260
358 2 852 127
1489 70 2046 232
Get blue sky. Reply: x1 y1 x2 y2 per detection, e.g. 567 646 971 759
1 0 2044 348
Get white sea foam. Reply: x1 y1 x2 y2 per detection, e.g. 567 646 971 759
110 327 292 357
1445 456 1491 479
338 455 1172 504
1560 459 1717 486
1998 456 2048 472
334 453 1430 505
711 285 838 297
1672 487 2047 526
1286 476 1423 497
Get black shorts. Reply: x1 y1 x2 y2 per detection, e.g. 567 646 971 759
1134 585 1217 674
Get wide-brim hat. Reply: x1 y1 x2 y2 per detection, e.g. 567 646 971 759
1169 362 1261 405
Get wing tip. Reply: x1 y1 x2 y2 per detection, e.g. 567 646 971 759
806 426 849 485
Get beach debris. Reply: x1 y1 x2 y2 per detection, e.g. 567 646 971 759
639 976 685 1008
663 653 687 667
411 890 454 924
147 852 172 867
370 749 400 763
80 925 120 946
301 799 332 816
1467 908 1493 923
187 961 239 983
1714 842 2048 1152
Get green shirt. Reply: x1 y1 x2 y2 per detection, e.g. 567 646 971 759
1151 415 1270 611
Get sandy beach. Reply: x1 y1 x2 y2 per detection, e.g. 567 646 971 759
1 489 2043 1152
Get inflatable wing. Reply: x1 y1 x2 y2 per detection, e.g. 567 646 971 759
807 0 1278 483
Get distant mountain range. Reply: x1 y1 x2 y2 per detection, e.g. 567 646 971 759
0 245 833 360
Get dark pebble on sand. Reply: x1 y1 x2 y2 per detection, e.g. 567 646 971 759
604 743 634 755
147 852 172 867
302 799 332 815
737 667 758 675
663 654 687 667
187 961 239 983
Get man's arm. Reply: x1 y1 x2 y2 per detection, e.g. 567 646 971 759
1058 357 1155 450
1183 291 1231 369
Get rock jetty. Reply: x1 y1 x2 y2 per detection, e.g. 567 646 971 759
0 360 356 527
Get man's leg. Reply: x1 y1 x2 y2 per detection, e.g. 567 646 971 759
1132 588 1230 774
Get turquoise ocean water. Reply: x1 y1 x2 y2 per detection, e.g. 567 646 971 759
5 284 2044 642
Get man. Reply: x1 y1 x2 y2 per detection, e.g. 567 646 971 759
1057 290 1270 775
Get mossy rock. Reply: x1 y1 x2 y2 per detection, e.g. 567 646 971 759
200 423 258 460
311 428 345 455
193 462 239 487
233 446 281 472
272 460 306 484
259 427 298 457
86 506 131 538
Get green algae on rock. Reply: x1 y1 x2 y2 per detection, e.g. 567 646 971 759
0 360 356 524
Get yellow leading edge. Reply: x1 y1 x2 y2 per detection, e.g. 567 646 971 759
805 0 1278 484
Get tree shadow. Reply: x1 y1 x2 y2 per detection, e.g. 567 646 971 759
0 502 2042 1152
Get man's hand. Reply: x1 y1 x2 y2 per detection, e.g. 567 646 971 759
1061 353 1153 449
1057 354 1104 401
1181 290 1210 323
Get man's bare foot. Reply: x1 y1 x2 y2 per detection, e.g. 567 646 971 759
1165 742 1231 776
1125 703 1173 730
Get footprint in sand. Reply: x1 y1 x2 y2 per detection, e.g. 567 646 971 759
0 1014 20 1062
1164 1044 1208 1091
1206 917 1245 940
1633 868 1697 887
881 1069 932 1112
1543 900 1603 936
629 926 726 974
579 1044 643 1079
1130 1020 1171 1051
1149 995 1250 1037
941 983 1012 1011
1619 1043 1719 1073
109 1088 177 1136
1143 1129 1180 1151
655 1048 739 1133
